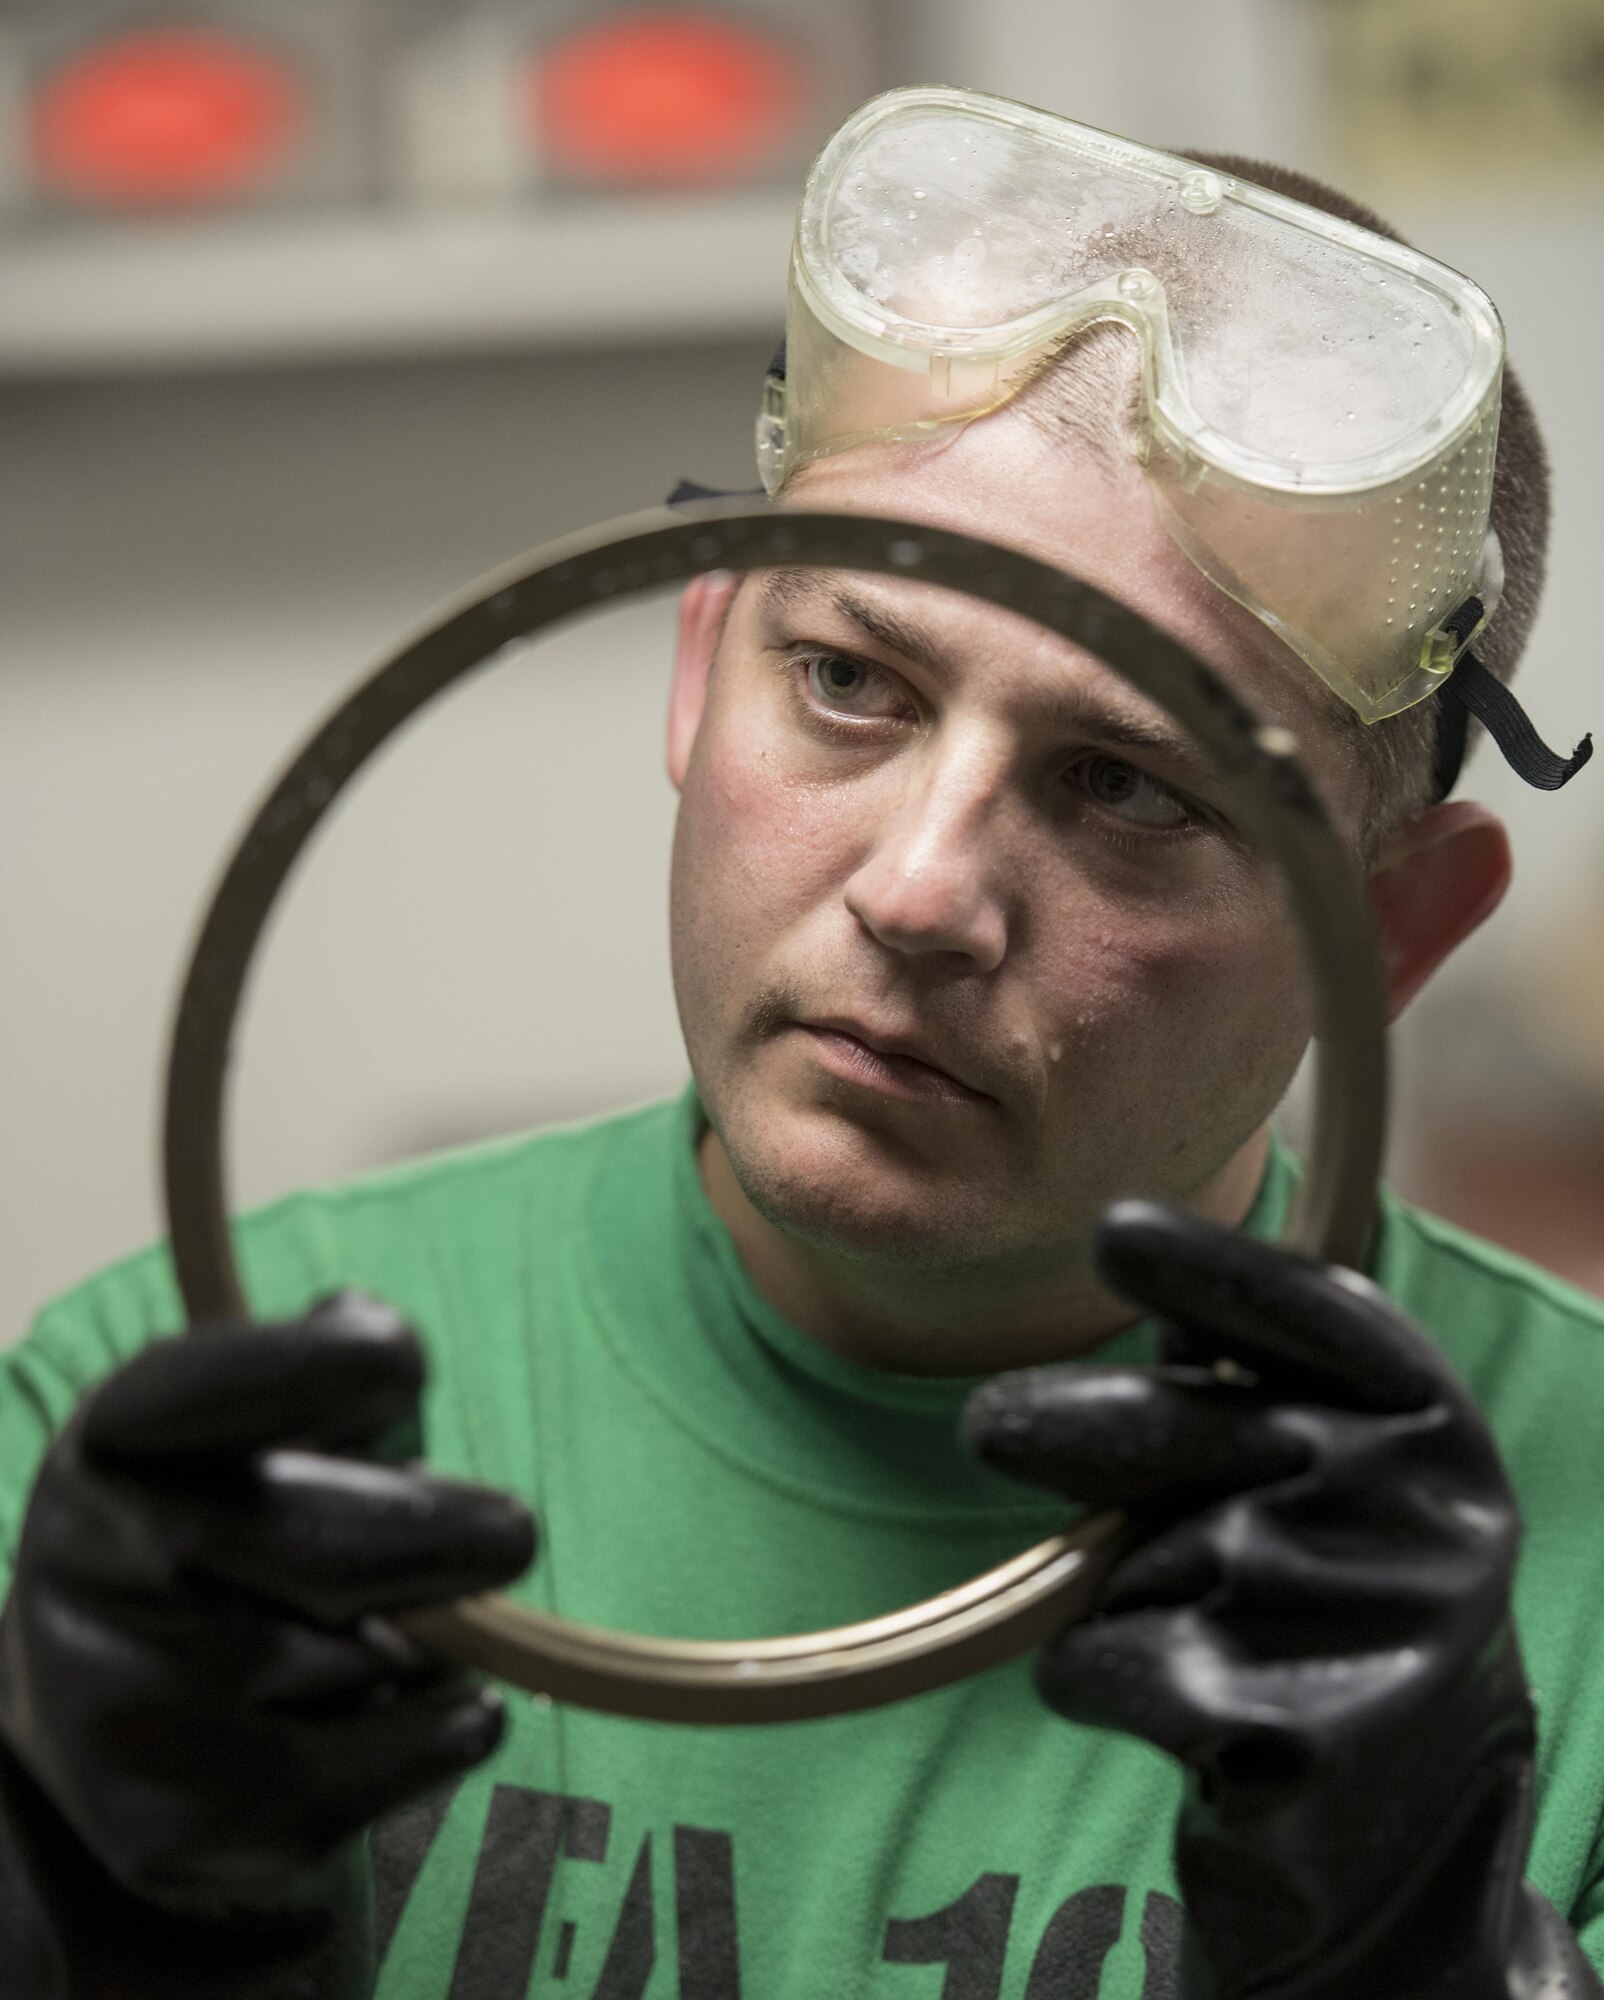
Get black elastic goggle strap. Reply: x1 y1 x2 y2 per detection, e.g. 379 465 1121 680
665 340 787 510
666 478 762 505
1429 670 1472 803
1430 597 1593 801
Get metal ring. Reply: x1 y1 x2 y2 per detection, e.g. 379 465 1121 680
163 500 1388 1724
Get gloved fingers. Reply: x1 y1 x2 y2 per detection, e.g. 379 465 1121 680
963 1365 1313 1508
1088 1488 1496 1634
167 1450 537 1625
1034 1599 1375 1768
1082 1519 1224 1615
240 1614 439 1714
1036 1591 1495 1777
146 1679 508 1894
291 1676 507 1839
1094 1202 1442 1413
1032 1606 1232 1760
79 1294 424 1468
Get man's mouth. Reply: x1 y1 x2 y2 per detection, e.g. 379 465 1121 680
794 1019 992 1107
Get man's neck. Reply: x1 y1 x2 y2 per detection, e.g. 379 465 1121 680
696 1123 1273 1378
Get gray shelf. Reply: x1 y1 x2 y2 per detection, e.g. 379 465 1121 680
0 191 795 371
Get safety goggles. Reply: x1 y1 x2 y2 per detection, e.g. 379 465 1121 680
759 86 1507 726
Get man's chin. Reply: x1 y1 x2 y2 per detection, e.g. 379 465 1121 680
716 1097 1024 1267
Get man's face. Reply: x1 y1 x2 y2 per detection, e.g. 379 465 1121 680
668 409 1371 1296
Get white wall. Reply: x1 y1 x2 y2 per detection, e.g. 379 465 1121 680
0 341 771 1334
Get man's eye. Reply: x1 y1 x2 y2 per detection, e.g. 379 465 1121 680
1071 754 1197 829
801 652 907 719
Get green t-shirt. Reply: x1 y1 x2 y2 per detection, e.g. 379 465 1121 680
6 1090 1604 1999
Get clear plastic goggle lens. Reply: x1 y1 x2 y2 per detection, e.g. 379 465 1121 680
768 88 1505 722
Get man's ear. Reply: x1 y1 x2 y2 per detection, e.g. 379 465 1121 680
667 570 739 790
1366 801 1512 1023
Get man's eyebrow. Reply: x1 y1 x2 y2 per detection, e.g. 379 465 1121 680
1048 705 1206 769
755 567 953 676
752 566 1217 783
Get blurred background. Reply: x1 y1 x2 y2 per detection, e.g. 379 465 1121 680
3 0 1602 1339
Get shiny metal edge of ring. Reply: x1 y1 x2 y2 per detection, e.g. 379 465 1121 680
163 500 1388 1725
400 1518 1122 1723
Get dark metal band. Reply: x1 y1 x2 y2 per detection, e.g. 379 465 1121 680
162 502 1388 1723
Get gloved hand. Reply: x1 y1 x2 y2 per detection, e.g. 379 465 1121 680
0 1292 536 1999
964 1204 1600 2000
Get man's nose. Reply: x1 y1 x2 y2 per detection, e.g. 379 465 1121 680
842 752 1010 971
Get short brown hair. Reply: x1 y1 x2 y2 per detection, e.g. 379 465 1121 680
1017 150 1551 851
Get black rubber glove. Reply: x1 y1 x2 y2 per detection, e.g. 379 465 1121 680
964 1203 1600 2000
0 1292 536 1999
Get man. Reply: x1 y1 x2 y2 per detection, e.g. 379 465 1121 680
1 89 1599 1999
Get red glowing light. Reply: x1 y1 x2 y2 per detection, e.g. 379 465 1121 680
31 29 304 205
528 11 810 185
